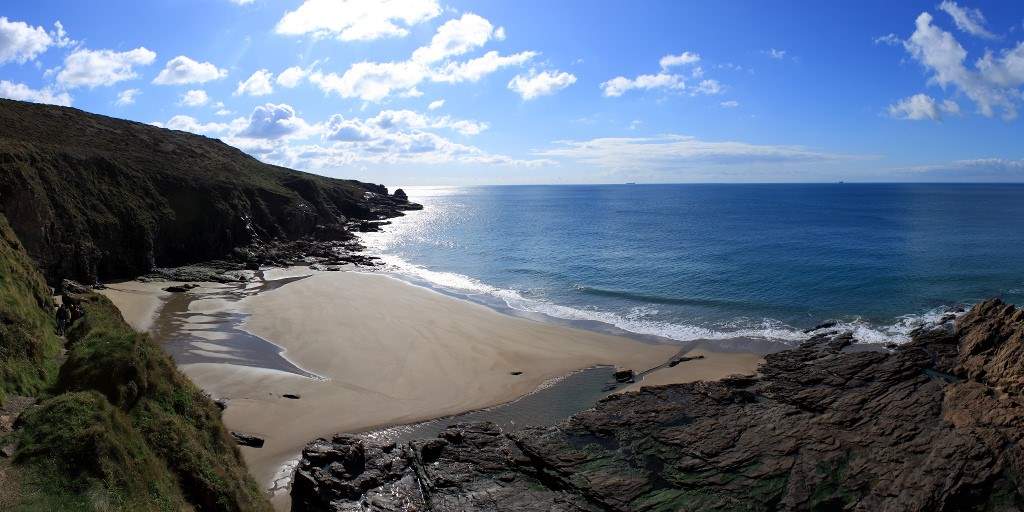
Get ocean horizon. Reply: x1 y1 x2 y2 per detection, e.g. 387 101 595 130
363 183 1024 345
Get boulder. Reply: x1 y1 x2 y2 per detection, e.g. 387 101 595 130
612 368 635 383
230 431 264 448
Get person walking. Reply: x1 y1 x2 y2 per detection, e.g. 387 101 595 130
56 304 70 336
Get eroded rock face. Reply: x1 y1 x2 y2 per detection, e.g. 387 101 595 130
293 299 1024 511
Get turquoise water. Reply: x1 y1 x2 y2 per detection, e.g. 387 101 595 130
360 184 1024 344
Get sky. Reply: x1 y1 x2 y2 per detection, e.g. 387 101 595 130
1 0 1023 186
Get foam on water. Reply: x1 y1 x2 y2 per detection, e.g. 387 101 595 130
366 251 949 345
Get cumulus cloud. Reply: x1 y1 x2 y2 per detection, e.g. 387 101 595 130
888 93 941 120
237 103 313 139
602 52 723 98
0 80 72 106
275 0 440 41
720 100 739 108
874 33 902 46
507 69 576 100
56 47 156 89
154 115 238 137
538 135 851 172
938 0 996 39
153 55 227 85
179 89 210 107
427 99 445 110
234 69 274 96
305 11 536 101
309 61 425 101
0 16 53 64
764 48 787 59
659 52 701 69
276 65 309 88
901 11 1024 120
115 88 140 106
601 73 684 97
431 50 537 83
411 13 501 64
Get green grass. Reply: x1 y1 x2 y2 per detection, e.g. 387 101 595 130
0 214 61 404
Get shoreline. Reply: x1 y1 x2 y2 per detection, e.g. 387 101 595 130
101 267 767 509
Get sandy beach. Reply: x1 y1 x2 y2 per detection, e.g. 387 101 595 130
102 269 764 507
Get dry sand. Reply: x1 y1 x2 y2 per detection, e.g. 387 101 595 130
103 269 765 508
99 280 170 332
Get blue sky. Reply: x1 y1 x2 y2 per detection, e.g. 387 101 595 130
1 0 1023 185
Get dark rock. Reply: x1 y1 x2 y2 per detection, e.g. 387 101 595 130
1 443 15 458
293 299 1024 511
510 371 523 376
601 383 617 392
163 283 199 293
214 398 229 410
283 394 301 400
667 354 705 367
803 319 839 333
393 188 408 201
612 367 634 383
230 431 264 448
61 279 90 295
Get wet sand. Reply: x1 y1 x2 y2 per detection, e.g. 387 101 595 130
102 268 769 509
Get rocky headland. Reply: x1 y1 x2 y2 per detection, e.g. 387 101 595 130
0 98 418 511
291 299 1024 511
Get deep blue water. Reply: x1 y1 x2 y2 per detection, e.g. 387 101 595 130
360 184 1024 344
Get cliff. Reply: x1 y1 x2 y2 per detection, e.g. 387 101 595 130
0 98 417 284
293 300 1024 511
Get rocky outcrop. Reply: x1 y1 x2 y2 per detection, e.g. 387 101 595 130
293 299 1024 511
0 99 419 285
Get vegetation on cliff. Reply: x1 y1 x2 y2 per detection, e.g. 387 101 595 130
0 214 61 404
11 290 270 511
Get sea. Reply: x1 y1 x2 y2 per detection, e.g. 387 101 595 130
359 183 1024 346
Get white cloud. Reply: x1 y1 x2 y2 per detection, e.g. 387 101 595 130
229 0 255 4
237 103 313 139
720 100 739 108
179 89 210 107
309 61 426 101
277 65 309 88
411 13 501 64
154 115 238 137
601 73 684 97
115 88 140 106
427 99 445 110
941 99 961 115
507 69 576 100
765 48 787 59
153 55 227 85
275 0 440 41
888 93 941 120
659 52 701 69
431 50 537 83
902 12 1022 120
896 158 1024 181
56 47 156 89
0 80 72 106
938 1 996 39
692 79 723 95
874 33 902 46
235 69 274 96
0 16 53 64
539 135 851 172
